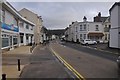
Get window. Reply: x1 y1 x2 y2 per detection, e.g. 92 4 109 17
109 25 111 29
105 34 107 40
26 24 29 29
76 27 77 32
105 25 107 27
2 38 9 48
19 21 24 27
83 34 86 39
13 38 18 45
80 25 82 31
80 34 82 39
104 26 109 32
95 25 99 31
2 9 5 23
31 26 33 30
84 24 86 31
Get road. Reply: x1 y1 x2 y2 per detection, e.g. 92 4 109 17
61 42 118 62
3 40 119 79
19 45 75 79
50 40 118 78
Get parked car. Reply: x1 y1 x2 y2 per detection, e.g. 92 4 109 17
97 40 104 43
81 39 97 45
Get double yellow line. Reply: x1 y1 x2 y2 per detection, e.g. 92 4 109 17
50 47 85 80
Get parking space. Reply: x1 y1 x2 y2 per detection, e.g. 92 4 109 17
88 43 120 54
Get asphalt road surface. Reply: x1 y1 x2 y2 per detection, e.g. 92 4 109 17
19 45 75 79
61 41 118 62
50 40 118 78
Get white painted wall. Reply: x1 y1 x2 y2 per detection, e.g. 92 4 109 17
110 29 118 48
110 5 118 28
110 4 120 48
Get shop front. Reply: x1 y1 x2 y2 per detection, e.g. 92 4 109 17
1 23 19 50
88 32 104 41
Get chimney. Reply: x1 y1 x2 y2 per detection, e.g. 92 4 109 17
83 16 87 22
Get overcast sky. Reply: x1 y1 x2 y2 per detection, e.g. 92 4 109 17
9 2 114 29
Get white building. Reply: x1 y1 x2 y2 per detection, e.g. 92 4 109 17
109 2 120 48
1 1 35 51
19 19 35 46
65 16 105 43
19 8 43 45
103 17 111 43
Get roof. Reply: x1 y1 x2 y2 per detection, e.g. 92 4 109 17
100 17 108 22
19 8 38 16
109 2 120 12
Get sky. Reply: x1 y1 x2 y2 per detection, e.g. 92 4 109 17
8 1 114 29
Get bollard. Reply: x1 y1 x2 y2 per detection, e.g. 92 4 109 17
2 74 6 80
18 59 21 71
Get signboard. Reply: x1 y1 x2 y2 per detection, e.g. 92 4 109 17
1 23 19 32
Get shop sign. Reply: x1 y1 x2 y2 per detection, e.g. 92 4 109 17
1 23 19 32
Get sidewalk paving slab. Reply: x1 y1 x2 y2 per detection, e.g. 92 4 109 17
2 45 34 79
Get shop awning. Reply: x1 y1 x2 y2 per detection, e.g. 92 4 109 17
88 32 104 36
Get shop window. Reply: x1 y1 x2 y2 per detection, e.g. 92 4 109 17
13 38 18 45
2 38 9 48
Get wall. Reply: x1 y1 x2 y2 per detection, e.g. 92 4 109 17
110 5 118 28
110 28 118 48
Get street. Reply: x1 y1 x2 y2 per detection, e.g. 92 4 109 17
50 40 118 78
19 45 75 79
2 40 119 79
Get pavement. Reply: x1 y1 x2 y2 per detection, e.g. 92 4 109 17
2 46 32 54
2 45 33 79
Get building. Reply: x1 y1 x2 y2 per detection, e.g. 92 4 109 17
19 18 35 46
40 26 48 43
94 12 111 43
1 1 35 51
19 8 43 45
102 17 111 43
109 2 120 49
65 15 110 43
